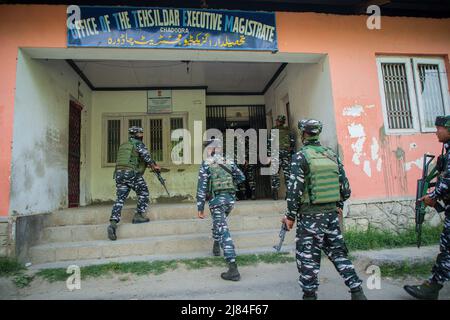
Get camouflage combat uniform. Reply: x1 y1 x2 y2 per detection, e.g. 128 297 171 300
110 137 156 223
286 119 364 299
269 124 295 193
426 140 450 285
196 154 245 263
237 143 257 199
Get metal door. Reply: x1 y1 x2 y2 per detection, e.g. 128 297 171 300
68 100 82 208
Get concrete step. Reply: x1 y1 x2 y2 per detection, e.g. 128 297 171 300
30 228 296 265
50 200 286 226
42 214 285 243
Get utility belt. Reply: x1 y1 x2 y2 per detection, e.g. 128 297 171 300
209 189 235 199
298 202 337 216
113 166 139 179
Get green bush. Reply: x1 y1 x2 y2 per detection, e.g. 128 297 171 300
0 257 25 277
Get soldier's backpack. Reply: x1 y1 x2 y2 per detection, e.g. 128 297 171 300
115 139 146 174
300 145 341 205
208 160 236 194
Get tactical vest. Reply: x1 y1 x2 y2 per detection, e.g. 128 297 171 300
277 127 291 150
209 161 235 194
116 139 146 174
300 145 341 211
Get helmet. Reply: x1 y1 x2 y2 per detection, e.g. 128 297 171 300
276 115 286 123
298 119 322 135
128 126 143 136
203 138 222 148
435 115 450 129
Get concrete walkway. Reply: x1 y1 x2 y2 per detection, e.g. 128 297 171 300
1 246 449 300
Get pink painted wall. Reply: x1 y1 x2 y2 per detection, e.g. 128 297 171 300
0 6 449 216
277 12 450 200
0 5 67 216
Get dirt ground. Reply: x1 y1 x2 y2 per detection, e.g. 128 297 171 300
1 258 449 300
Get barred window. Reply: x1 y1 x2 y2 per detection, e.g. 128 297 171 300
149 118 163 162
377 57 449 134
380 63 414 130
107 119 121 163
103 114 187 166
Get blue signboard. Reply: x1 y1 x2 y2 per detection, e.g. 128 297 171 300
67 6 278 51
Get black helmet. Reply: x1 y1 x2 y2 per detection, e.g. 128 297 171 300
203 138 222 148
129 126 143 135
298 119 322 135
435 115 450 129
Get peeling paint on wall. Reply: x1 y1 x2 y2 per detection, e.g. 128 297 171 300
371 137 379 161
348 123 366 165
404 158 423 171
343 105 365 117
363 160 372 177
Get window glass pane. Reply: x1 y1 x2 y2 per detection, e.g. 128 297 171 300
149 119 163 162
107 119 121 163
381 63 414 129
418 64 445 128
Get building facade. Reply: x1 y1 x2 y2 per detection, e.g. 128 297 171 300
0 4 449 258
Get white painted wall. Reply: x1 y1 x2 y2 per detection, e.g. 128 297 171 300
90 90 206 202
264 59 337 150
10 51 92 215
206 95 265 106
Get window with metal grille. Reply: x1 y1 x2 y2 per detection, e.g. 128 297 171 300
107 119 121 163
149 118 163 162
128 119 142 129
415 60 448 131
377 57 449 134
380 63 414 130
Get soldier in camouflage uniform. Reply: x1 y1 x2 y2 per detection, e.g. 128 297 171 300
237 137 257 200
404 115 450 300
283 119 367 300
269 115 296 200
197 138 245 281
107 126 161 241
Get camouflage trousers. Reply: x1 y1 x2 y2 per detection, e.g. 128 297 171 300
110 170 149 223
296 211 363 292
210 198 236 263
238 165 256 193
271 151 291 191
430 213 450 284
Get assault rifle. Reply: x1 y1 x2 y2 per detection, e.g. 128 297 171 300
415 154 444 248
273 222 288 252
151 167 170 197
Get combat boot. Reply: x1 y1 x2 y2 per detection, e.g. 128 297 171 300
213 241 221 256
404 280 443 300
302 291 317 300
107 221 117 241
272 190 278 200
132 212 150 224
221 262 241 281
350 287 367 300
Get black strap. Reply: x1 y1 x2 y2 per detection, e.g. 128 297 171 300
218 163 233 176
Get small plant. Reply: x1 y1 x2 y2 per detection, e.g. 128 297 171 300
13 274 34 288
0 257 25 276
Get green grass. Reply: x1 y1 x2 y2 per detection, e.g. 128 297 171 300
13 274 34 288
34 252 294 283
344 224 442 251
379 261 435 278
0 257 26 277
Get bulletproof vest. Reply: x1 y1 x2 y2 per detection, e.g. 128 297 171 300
277 127 291 150
116 139 146 174
300 145 341 210
209 161 235 193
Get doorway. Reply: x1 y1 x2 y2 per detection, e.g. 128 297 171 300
68 100 82 208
